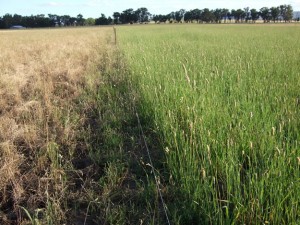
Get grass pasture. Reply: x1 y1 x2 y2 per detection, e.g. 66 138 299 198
118 24 300 224
0 24 299 224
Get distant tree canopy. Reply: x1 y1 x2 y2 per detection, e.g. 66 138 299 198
95 14 112 25
0 13 81 28
0 4 296 29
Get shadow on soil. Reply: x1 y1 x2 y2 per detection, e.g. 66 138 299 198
67 50 169 225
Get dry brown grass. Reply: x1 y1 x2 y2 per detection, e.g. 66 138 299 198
0 27 115 224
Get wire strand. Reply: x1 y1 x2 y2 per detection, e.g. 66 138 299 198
135 112 171 225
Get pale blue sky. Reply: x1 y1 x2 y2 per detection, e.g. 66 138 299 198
0 0 299 18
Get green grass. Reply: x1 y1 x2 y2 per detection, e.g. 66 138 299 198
117 24 300 224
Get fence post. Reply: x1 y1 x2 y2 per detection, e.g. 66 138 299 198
113 27 117 45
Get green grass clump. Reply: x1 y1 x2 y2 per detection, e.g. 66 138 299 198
118 24 300 224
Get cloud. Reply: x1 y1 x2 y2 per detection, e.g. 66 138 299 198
39 2 65 7
81 0 111 8
289 0 300 10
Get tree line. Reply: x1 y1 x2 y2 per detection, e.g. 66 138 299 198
153 5 295 24
0 4 297 29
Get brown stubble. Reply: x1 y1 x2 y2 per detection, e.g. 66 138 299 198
0 27 113 224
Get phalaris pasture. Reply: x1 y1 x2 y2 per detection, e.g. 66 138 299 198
0 24 299 224
118 24 300 224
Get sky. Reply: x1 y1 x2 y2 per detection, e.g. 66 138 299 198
0 0 299 18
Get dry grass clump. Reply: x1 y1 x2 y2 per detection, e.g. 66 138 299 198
0 27 114 224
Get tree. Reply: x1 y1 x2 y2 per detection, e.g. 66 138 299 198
135 7 151 23
153 14 168 23
227 11 233 23
61 15 70 26
279 4 293 22
285 5 293 22
107 16 113 25
175 9 185 23
0 16 4 28
113 12 120 24
260 7 270 23
244 7 251 23
12 14 23 25
77 14 85 26
2 14 13 28
222 9 229 23
120 8 138 24
167 12 176 22
69 17 77 26
236 9 245 22
163 15 169 23
192 9 202 23
250 9 260 23
95 14 110 25
25 15 36 27
152 14 159 23
0 5 296 29
34 14 52 27
232 9 244 23
270 7 280 23
184 9 202 23
48 14 58 26
213 8 223 23
201 8 215 23
184 10 192 23
85 17 95 26
160 15 168 23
